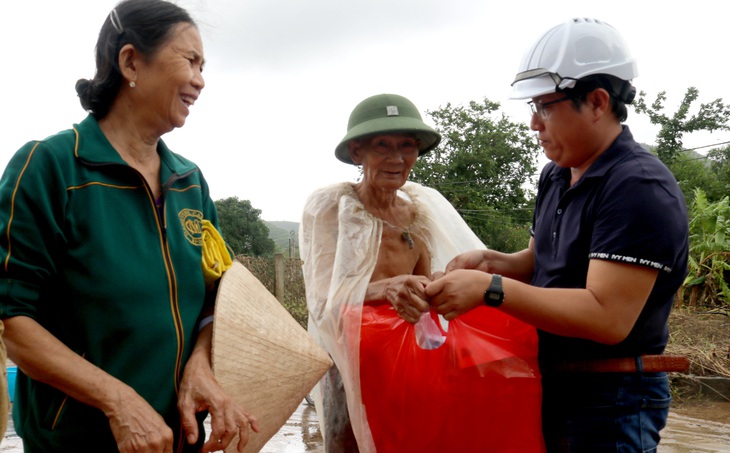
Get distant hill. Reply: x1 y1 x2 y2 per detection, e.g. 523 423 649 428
268 220 299 233
265 220 299 252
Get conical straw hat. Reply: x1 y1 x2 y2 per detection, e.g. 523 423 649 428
212 261 332 452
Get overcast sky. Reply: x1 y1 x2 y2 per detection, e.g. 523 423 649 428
2 0 728 221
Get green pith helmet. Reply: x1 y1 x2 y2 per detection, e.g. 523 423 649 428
335 94 442 165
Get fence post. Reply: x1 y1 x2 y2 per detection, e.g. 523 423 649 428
274 253 285 302
289 230 296 258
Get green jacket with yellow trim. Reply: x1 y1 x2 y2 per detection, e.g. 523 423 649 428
0 115 221 451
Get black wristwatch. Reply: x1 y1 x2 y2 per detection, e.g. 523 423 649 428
484 274 504 307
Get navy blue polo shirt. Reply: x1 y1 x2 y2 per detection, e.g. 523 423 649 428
531 126 689 361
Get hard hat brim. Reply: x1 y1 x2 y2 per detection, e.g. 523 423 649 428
509 74 570 100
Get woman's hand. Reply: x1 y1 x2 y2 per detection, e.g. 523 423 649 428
373 275 432 324
3 316 175 452
107 390 175 453
178 330 259 453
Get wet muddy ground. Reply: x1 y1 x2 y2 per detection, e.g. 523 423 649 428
661 408 730 452
2 400 728 451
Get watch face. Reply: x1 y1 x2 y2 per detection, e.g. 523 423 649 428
484 275 504 307
485 291 502 307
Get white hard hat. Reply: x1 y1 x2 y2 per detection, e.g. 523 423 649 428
509 18 638 100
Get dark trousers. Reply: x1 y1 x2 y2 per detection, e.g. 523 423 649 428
542 371 671 452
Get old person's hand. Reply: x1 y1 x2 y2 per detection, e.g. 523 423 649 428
445 250 492 273
426 269 491 321
107 389 175 453
178 348 259 452
379 275 431 324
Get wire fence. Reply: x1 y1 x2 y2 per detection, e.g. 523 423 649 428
235 255 308 329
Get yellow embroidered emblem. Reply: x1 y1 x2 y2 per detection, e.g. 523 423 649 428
179 209 204 246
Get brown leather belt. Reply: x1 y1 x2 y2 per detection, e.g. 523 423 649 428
541 354 690 374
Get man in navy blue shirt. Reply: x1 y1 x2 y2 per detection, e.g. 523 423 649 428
426 18 689 452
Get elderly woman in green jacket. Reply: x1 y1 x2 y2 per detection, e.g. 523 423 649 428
0 1 257 451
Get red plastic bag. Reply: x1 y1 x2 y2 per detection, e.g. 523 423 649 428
357 303 545 452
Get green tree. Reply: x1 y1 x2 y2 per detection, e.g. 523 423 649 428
663 150 720 207
707 145 730 201
411 98 540 252
214 197 275 257
681 189 730 310
633 87 730 164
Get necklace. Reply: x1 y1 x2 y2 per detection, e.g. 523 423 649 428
381 219 415 249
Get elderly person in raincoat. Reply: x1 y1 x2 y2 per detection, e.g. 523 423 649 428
300 94 544 452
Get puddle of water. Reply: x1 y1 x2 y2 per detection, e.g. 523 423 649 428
258 401 323 453
1 401 728 452
203 399 323 452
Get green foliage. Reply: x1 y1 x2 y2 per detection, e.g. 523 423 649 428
641 143 730 207
681 189 730 310
707 145 730 201
411 98 540 252
664 151 721 207
633 87 730 164
214 197 276 257
633 87 730 220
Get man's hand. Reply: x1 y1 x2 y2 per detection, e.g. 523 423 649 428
445 250 491 273
426 269 491 321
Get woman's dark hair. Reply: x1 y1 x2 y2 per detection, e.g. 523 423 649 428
75 0 195 119
562 74 635 123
